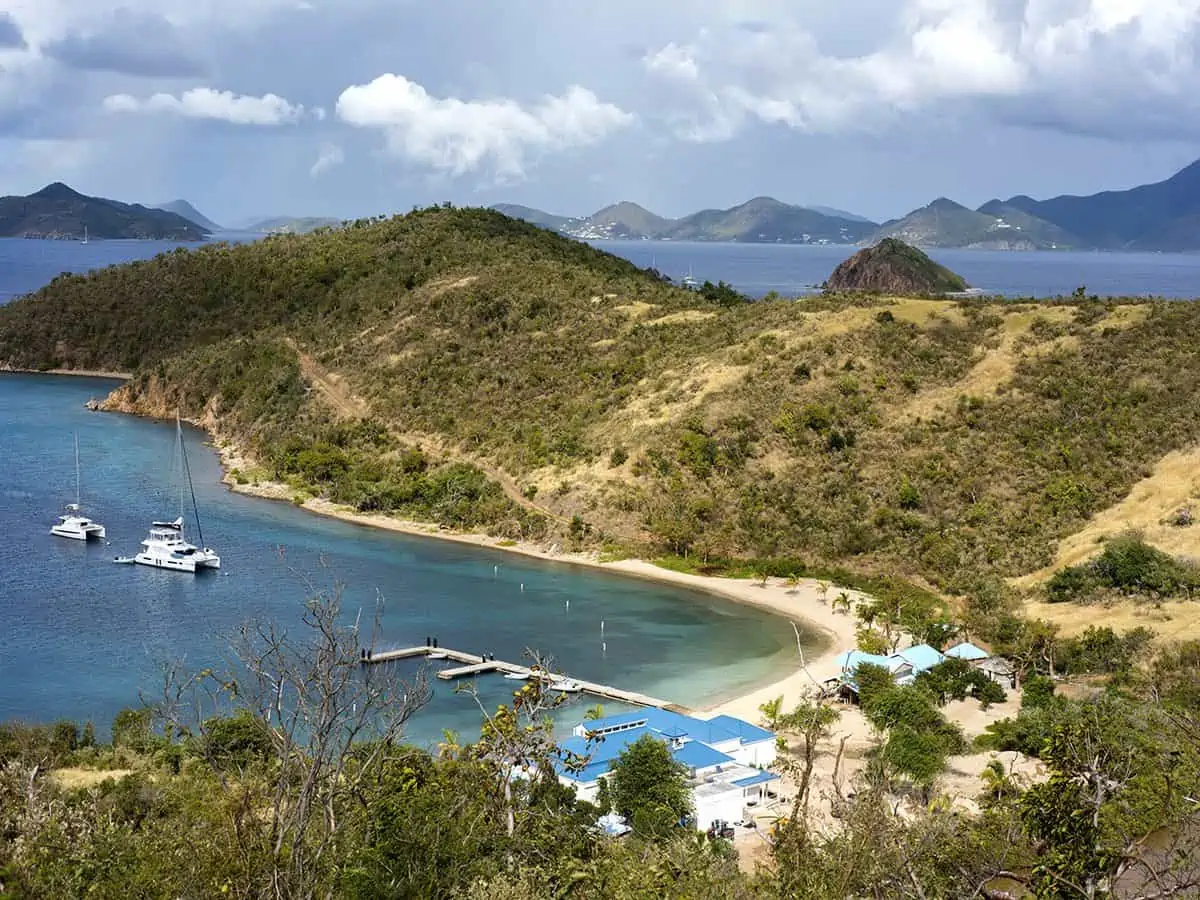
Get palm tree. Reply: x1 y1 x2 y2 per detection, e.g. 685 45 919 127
978 758 1020 807
786 573 800 594
584 704 605 721
833 591 853 615
817 581 830 604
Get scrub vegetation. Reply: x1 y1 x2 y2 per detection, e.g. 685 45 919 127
3 206 1200 602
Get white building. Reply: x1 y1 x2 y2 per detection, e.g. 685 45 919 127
554 709 779 831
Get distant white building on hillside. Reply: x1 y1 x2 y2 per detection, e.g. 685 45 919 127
553 709 779 831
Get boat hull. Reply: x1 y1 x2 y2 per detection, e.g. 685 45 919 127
50 524 105 541
132 552 220 573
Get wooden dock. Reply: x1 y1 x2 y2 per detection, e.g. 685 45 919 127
362 645 690 713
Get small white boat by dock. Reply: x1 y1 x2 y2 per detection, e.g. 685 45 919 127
50 434 106 541
551 678 582 693
503 670 531 681
428 651 448 660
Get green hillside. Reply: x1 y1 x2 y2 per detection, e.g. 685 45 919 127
5 206 1200 593
0 183 207 240
871 198 1068 249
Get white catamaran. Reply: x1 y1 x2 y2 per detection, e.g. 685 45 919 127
120 415 220 572
50 432 106 541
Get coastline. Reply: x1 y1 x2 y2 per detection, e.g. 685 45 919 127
213 440 861 722
0 366 133 379
23 369 860 724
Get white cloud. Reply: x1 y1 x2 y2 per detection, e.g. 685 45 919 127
643 42 699 82
643 0 1200 140
310 142 343 176
102 87 307 125
335 73 634 178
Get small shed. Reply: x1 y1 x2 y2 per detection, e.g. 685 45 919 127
976 656 1017 688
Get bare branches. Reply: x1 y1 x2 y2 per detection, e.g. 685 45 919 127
151 579 431 900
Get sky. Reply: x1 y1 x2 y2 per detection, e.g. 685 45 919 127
1 0 1199 226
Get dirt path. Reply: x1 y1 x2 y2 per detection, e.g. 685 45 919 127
290 340 567 525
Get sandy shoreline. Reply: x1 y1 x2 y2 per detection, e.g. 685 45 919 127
0 366 133 380
212 437 861 722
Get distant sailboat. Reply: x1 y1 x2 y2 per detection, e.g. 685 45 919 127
80 225 88 245
50 432 106 541
681 265 699 288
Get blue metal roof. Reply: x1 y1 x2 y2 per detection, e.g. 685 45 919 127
673 740 734 770
732 770 780 788
895 644 946 673
706 715 774 743
944 641 989 661
579 708 771 748
835 650 894 671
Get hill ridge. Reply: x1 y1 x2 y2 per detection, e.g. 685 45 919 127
0 183 207 241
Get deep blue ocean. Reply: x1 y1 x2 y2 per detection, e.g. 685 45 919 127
590 240 1200 299
1 232 1196 746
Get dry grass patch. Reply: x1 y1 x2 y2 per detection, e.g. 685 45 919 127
612 362 752 429
613 301 657 319
52 768 134 790
882 297 968 328
645 310 718 327
1096 304 1151 331
1024 597 1200 643
1016 446 1200 587
999 305 1075 334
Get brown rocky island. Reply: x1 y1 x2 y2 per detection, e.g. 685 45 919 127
826 237 969 294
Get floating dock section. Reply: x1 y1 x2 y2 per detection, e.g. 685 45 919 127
362 645 690 713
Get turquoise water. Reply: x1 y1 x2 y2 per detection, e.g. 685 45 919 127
0 374 800 745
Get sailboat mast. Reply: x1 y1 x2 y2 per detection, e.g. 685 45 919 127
178 415 206 547
74 432 80 506
176 415 185 522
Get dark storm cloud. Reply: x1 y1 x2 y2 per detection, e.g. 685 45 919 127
0 13 26 49
44 10 207 78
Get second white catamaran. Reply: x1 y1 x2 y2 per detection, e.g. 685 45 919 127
120 415 220 572
50 432 106 541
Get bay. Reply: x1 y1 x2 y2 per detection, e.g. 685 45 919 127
0 373 797 745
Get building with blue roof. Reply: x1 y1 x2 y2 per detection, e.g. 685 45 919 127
557 708 780 831
894 644 946 673
944 641 990 662
832 643 949 695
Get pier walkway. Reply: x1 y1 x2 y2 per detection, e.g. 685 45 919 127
362 645 690 713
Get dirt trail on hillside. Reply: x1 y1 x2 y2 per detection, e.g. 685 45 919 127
290 340 566 525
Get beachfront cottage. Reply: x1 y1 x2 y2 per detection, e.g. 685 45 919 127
831 644 947 697
554 709 779 831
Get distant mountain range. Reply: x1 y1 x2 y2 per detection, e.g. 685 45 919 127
154 200 223 233
494 197 876 245
497 159 1200 251
1 184 207 241
237 216 342 235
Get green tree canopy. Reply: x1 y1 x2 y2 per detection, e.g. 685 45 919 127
607 734 692 838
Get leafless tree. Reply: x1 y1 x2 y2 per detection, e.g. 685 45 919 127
155 577 431 900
